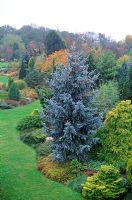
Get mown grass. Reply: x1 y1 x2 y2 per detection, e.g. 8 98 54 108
0 75 8 85
0 62 9 69
0 91 8 100
0 101 83 200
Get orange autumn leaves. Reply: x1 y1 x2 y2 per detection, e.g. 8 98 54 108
40 49 69 72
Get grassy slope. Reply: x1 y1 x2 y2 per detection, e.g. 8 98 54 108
0 62 9 68
0 101 83 200
0 76 8 84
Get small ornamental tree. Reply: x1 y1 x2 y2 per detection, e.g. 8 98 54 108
19 52 30 79
8 81 20 101
25 69 43 88
43 48 102 162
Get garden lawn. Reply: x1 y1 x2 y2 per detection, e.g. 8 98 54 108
0 101 83 200
0 62 9 69
0 75 8 85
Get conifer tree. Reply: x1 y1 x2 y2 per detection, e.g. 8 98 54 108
43 48 102 162
45 30 66 55
19 52 30 79
8 81 20 101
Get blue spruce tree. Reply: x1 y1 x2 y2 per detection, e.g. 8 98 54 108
43 48 102 162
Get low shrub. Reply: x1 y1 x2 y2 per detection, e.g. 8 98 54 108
5 99 20 107
36 141 52 159
15 80 27 90
85 160 107 171
0 102 12 109
127 156 132 187
37 155 74 183
69 159 83 176
20 129 46 147
67 174 87 193
17 114 42 131
82 165 126 200
20 88 38 100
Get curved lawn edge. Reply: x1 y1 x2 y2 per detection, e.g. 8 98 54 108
0 101 84 200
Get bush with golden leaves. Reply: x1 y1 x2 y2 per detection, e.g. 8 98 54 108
40 49 69 72
20 88 38 100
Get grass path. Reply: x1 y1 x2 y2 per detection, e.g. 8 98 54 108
0 101 83 200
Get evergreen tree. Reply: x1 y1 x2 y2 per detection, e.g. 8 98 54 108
28 56 35 70
8 81 20 101
25 69 43 88
85 53 96 71
19 52 30 79
116 62 132 100
43 48 102 162
45 30 66 55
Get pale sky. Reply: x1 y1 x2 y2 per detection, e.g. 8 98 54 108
0 0 132 41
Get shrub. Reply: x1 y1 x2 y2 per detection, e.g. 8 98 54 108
36 141 52 159
96 100 132 165
37 155 71 183
0 102 12 109
67 174 87 193
40 49 69 72
31 109 39 116
17 114 42 131
8 77 14 89
36 86 53 108
127 156 132 186
69 159 83 176
82 165 126 200
15 79 27 90
8 81 20 101
20 88 38 100
25 69 43 88
5 99 20 107
93 81 119 114
20 129 46 146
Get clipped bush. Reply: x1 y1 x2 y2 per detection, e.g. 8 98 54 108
82 165 126 200
15 79 27 90
67 174 87 193
127 156 132 186
20 129 46 146
96 100 132 165
36 141 52 159
8 81 20 101
17 114 42 131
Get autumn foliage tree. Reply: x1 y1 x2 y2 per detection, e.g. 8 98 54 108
40 49 69 72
